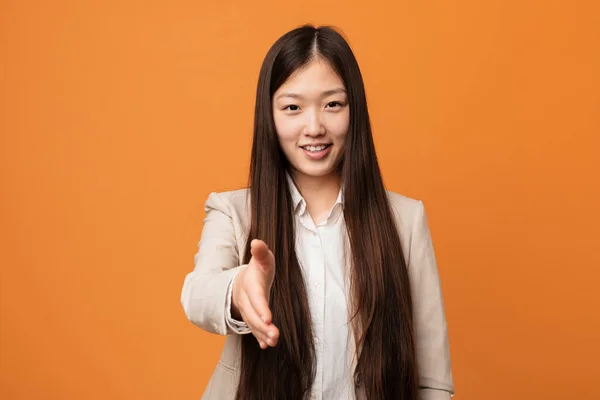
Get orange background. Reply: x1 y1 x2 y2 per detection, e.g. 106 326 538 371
1 1 599 399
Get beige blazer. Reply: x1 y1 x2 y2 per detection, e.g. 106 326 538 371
181 189 454 400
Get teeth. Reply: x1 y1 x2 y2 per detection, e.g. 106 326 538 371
304 145 328 152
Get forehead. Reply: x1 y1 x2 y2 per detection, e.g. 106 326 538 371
276 59 344 93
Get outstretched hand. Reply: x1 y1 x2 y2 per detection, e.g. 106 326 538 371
232 239 280 349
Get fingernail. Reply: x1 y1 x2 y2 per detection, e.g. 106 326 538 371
267 339 274 346
267 331 274 339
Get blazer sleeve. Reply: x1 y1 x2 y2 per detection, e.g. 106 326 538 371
180 192 247 335
409 201 455 399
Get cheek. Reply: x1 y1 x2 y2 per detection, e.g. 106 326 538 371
273 114 300 143
326 114 350 143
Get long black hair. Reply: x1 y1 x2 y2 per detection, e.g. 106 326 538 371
236 25 418 400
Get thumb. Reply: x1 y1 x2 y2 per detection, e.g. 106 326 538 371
250 239 275 277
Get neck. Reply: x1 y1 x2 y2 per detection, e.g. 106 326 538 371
291 170 341 224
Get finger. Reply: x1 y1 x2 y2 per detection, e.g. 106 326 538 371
241 292 279 347
246 311 280 347
240 292 272 343
250 239 269 265
264 324 280 347
246 285 274 325
240 308 271 346
250 239 275 280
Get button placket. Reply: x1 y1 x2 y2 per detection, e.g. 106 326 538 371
313 229 325 400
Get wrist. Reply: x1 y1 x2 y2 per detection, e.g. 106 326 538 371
231 266 246 320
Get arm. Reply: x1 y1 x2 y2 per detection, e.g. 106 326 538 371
180 192 250 335
409 201 455 399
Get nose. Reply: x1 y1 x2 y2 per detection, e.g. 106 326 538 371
304 109 325 137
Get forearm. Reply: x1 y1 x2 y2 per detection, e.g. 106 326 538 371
181 265 244 335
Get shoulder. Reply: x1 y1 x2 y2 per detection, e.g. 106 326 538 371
386 190 424 220
385 190 427 240
204 188 250 216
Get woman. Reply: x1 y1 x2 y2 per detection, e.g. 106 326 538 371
181 25 454 400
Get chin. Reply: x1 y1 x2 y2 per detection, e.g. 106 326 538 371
296 165 336 178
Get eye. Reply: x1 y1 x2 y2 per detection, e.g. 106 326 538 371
283 105 300 111
325 101 343 108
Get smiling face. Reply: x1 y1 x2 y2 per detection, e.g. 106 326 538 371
272 58 349 184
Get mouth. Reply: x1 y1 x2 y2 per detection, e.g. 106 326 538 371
300 144 332 153
299 144 332 160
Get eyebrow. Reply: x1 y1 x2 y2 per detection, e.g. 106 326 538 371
275 88 347 100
